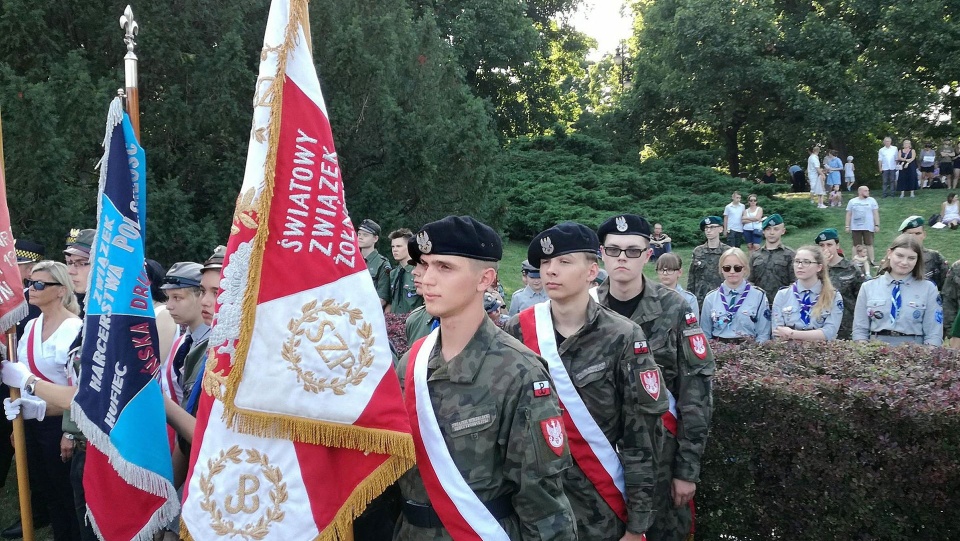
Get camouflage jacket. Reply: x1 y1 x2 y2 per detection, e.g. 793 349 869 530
505 299 668 538
395 317 578 541
687 242 730 308
365 250 392 302
595 278 715 483
749 244 796 304
390 264 423 314
828 258 865 340
943 260 960 338
923 248 949 290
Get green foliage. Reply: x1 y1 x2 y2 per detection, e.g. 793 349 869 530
700 340 960 539
496 134 824 244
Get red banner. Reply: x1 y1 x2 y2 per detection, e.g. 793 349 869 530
0 112 28 333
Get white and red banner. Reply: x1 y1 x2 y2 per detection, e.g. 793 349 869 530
0 112 27 333
518 301 628 522
182 0 413 538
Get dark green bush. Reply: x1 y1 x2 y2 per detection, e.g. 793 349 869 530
698 341 960 540
496 136 824 244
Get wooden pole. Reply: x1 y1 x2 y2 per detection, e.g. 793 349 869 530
120 5 140 138
6 330 35 541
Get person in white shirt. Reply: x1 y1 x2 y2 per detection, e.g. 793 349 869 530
845 185 881 267
723 191 745 248
878 137 899 198
807 145 826 208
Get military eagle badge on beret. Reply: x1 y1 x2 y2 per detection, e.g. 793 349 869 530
417 231 432 254
616 216 628 232
540 236 554 255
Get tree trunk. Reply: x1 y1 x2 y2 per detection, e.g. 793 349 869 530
723 124 741 177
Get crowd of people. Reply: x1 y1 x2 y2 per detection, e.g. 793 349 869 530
0 196 957 541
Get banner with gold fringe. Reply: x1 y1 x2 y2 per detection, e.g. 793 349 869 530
181 0 414 538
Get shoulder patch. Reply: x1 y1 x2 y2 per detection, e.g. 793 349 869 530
684 312 698 325
764 308 772 320
533 380 551 397
540 417 566 456
639 369 661 400
634 340 650 354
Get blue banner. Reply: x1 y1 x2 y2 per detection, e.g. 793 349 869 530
71 98 177 540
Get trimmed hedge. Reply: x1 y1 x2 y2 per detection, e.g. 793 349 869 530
699 341 960 540
496 138 825 245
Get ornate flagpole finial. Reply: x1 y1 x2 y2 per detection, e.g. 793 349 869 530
120 5 139 56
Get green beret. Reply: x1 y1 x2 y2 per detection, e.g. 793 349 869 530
898 215 924 232
815 228 839 244
761 214 784 230
699 216 723 230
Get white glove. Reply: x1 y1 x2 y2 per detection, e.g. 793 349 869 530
3 396 46 421
1 361 33 390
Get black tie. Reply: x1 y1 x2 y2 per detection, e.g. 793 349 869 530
172 334 194 388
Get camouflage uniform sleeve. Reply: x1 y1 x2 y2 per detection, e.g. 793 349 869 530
674 312 715 483
686 248 700 295
934 253 948 290
375 259 392 302
503 314 523 341
506 359 578 540
619 326 668 535
944 264 960 338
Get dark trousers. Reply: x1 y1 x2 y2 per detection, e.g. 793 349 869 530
24 417 80 541
68 446 98 541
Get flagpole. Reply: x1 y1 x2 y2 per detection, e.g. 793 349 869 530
119 5 140 139
5 331 34 541
0 110 34 541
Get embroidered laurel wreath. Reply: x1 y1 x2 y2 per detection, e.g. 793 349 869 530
200 446 287 539
282 299 375 395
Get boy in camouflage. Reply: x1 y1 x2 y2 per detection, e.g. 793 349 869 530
748 214 796 305
594 214 715 541
505 221 667 541
687 216 730 308
394 216 577 540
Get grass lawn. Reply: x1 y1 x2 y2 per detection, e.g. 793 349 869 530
500 188 960 303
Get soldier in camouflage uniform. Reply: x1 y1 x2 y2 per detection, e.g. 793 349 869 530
944 260 960 338
594 214 714 541
749 214 796 305
505 222 667 541
897 216 949 289
395 216 577 541
388 228 424 314
687 216 730 308
358 218 392 308
816 228 864 340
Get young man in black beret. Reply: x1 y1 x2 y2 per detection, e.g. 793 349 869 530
594 215 714 541
505 221 667 541
394 216 576 540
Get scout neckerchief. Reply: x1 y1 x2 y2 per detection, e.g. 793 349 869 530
792 283 817 326
26 316 57 383
890 279 903 324
404 329 511 540
518 301 629 523
716 283 751 329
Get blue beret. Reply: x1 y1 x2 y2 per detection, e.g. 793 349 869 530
597 214 651 242
408 216 502 264
528 222 599 268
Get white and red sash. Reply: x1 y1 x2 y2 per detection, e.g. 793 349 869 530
25 317 56 384
404 329 511 541
518 301 628 522
160 331 185 405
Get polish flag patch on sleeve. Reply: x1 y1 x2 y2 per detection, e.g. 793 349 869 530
685 312 698 325
532 380 551 397
634 340 650 354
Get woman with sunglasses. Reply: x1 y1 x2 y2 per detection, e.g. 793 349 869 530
852 235 943 345
740 194 764 252
771 246 843 341
700 248 771 343
10 261 83 541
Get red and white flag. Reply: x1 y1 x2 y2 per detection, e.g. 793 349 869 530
181 0 414 538
0 112 28 333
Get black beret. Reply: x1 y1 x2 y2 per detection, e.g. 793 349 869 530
528 222 599 268
358 219 381 236
408 216 502 264
597 214 651 242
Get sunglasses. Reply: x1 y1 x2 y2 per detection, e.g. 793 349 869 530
27 280 61 291
603 247 647 258
721 265 745 273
